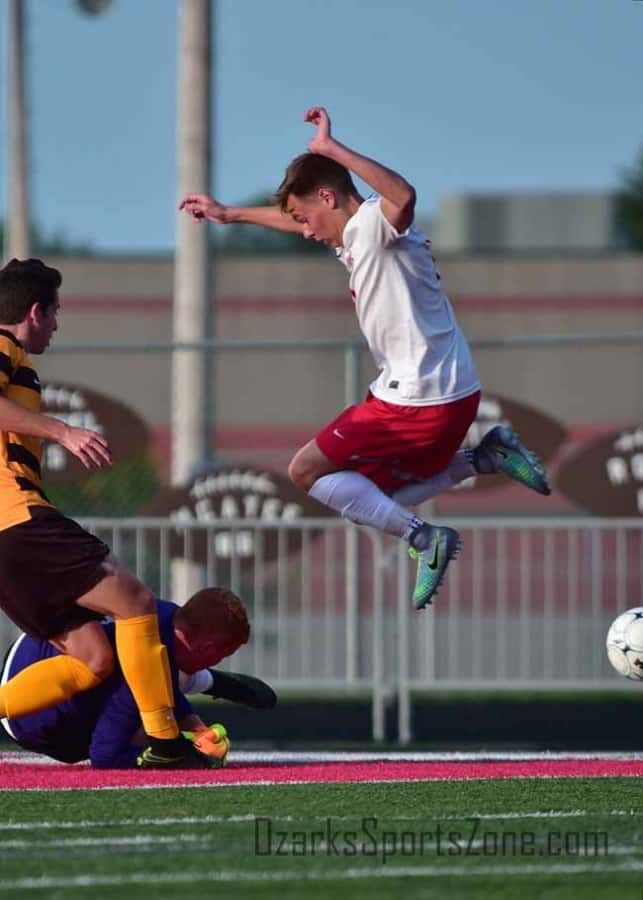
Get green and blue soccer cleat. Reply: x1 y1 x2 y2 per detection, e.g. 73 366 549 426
473 425 551 496
409 524 461 610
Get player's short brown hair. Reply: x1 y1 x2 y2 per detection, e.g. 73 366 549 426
0 258 61 324
175 587 250 645
274 153 358 211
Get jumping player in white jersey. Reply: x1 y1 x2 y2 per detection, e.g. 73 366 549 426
180 106 550 609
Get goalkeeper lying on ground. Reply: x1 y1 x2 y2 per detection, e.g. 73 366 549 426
0 587 276 768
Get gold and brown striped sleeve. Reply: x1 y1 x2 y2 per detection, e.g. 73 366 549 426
0 331 21 395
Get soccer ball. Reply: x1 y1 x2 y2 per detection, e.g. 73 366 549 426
606 607 643 680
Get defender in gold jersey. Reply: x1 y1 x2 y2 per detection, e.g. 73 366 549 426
0 258 212 768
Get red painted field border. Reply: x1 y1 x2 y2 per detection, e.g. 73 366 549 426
1 758 642 791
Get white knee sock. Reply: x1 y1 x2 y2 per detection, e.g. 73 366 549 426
391 450 476 507
309 470 424 541
179 669 213 694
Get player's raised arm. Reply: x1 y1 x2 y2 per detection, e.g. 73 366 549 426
179 192 305 234
303 106 416 233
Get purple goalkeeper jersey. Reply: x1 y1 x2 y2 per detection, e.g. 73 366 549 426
0 599 193 768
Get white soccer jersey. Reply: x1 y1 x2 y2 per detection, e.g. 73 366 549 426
335 196 480 406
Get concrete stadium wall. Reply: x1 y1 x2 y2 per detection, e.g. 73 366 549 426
43 253 643 429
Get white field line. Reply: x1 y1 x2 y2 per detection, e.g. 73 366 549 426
1 834 212 849
233 751 643 762
1 752 84 765
2 835 640 857
3 750 643 765
3 860 643 890
0 809 639 832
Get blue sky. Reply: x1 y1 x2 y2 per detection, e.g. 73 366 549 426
1 0 642 252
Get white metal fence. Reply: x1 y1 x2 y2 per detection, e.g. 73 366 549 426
1 516 641 742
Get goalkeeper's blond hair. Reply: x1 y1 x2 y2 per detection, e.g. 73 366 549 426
175 587 250 645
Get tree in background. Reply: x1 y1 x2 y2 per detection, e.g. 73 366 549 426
615 147 643 251
0 221 93 257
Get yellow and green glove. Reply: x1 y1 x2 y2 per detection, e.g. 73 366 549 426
182 723 230 768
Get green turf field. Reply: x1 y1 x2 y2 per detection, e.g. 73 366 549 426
1 778 640 899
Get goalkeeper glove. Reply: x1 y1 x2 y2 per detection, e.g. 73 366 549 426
182 723 230 768
202 670 277 709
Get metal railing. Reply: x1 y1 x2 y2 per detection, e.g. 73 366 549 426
2 515 640 742
393 516 643 742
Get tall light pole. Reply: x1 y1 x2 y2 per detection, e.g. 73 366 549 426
172 0 213 486
5 0 30 261
4 0 112 263
172 0 213 600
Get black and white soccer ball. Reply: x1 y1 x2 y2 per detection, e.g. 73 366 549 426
606 607 643 680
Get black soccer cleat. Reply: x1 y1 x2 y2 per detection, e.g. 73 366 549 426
203 669 277 710
137 734 216 769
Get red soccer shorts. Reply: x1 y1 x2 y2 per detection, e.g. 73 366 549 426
315 390 480 495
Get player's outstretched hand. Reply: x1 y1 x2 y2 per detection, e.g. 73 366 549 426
179 193 232 224
304 106 334 154
59 425 112 470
